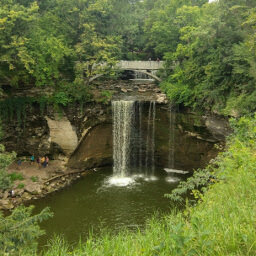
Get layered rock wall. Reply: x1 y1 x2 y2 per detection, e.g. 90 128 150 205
1 83 231 172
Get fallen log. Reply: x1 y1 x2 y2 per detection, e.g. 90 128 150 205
42 169 90 184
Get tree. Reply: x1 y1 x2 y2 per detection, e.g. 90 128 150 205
0 205 53 254
160 0 256 115
0 1 39 86
75 23 121 84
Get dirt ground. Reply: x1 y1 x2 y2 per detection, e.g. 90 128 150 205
7 160 68 184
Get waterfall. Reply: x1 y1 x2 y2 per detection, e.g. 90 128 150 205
112 100 156 177
168 104 176 168
112 100 135 177
145 101 156 175
138 101 143 172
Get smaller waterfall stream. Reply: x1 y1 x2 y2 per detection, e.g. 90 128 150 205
165 104 182 182
168 104 175 168
145 101 156 175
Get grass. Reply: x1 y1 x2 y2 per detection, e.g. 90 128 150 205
30 176 39 182
17 183 25 189
23 115 256 255
9 172 24 181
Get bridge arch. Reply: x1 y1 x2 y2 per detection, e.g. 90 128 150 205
89 69 162 82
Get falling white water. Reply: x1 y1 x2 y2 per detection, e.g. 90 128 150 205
112 100 156 181
151 102 156 174
145 101 156 175
165 104 181 183
168 104 175 168
112 100 135 177
138 101 144 172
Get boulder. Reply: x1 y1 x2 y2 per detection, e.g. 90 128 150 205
25 184 42 195
153 88 161 93
15 198 23 205
15 189 25 197
22 192 33 201
0 199 14 210
156 94 168 104
2 191 9 200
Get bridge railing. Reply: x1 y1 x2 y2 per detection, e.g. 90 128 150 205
116 60 164 70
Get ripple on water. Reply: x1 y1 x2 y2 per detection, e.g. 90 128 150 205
104 174 159 187
165 176 180 183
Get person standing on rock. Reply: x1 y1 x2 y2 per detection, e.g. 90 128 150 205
46 156 49 167
41 156 45 167
17 159 22 170
36 157 40 167
30 154 35 165
42 156 47 168
11 190 15 198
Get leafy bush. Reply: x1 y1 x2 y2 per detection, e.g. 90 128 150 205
0 144 16 190
51 92 71 107
0 205 53 255
17 183 25 189
0 169 11 190
30 176 39 182
98 90 113 104
9 172 24 182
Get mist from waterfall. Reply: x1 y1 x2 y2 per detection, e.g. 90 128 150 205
112 100 156 181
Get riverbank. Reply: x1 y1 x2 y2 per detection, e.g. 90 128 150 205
0 159 88 211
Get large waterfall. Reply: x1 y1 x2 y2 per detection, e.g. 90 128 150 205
112 100 156 178
112 100 135 177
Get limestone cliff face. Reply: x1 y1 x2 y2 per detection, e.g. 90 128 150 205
45 116 78 157
0 83 231 172
1 101 111 160
67 124 113 169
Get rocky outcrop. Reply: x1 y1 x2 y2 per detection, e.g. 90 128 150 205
204 115 231 140
45 116 78 156
67 124 113 169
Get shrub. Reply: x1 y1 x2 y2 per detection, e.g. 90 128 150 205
9 172 25 182
17 183 25 189
0 169 11 190
0 144 16 190
98 90 114 104
30 176 39 182
0 205 53 255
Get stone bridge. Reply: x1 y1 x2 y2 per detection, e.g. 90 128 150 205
89 60 164 82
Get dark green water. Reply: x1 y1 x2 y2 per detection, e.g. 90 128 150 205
32 166 188 247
